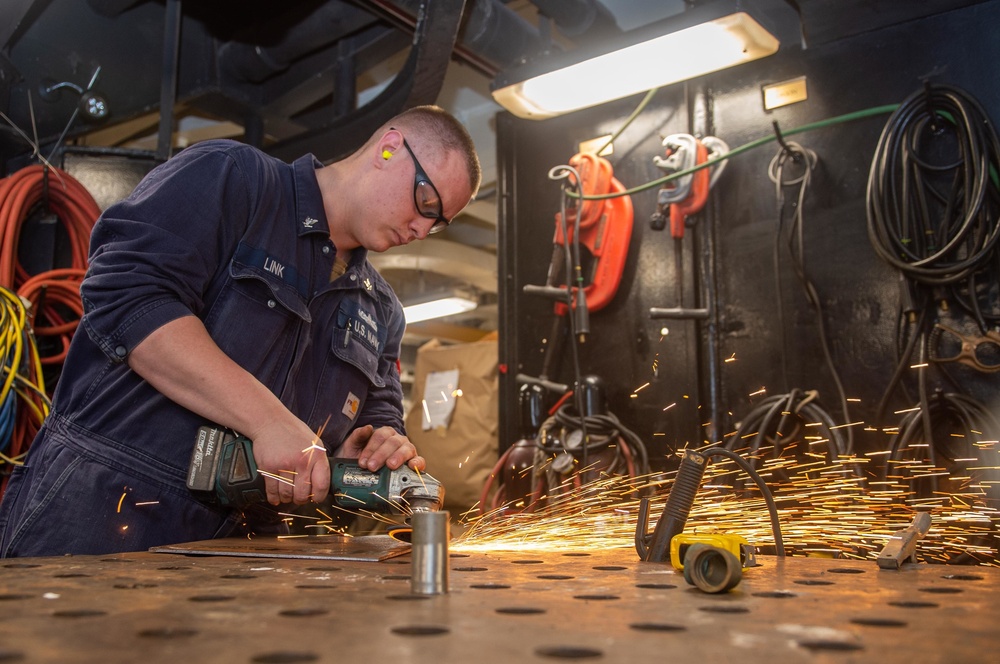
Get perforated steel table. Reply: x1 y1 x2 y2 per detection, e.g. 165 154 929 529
0 537 996 663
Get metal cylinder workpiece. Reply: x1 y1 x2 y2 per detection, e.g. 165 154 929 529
411 510 450 595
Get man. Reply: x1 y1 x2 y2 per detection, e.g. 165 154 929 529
0 105 481 556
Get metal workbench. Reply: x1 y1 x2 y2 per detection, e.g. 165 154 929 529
0 536 996 663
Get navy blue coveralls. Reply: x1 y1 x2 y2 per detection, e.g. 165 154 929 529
0 140 406 556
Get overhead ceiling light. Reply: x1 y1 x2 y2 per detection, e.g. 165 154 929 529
403 291 478 324
491 6 780 120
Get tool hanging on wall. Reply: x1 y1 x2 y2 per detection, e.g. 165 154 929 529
648 134 728 320
523 152 634 381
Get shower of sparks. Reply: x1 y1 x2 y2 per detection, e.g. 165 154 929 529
452 452 1000 565
259 470 295 486
116 492 127 513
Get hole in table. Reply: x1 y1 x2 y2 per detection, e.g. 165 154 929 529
114 583 158 589
138 627 199 639
798 640 863 652
573 594 619 601
280 608 329 617
538 574 575 580
220 574 256 579
471 584 511 590
386 594 432 601
251 652 319 663
826 568 865 574
381 575 411 581
918 587 962 594
188 595 236 602
593 566 626 571
295 584 335 590
511 560 544 565
496 607 546 615
635 583 676 590
794 579 834 586
888 601 939 609
535 645 603 659
391 625 450 636
630 623 686 632
698 605 749 614
453 566 489 572
851 618 907 628
941 574 982 581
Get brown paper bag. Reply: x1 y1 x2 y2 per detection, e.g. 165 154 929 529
404 338 498 514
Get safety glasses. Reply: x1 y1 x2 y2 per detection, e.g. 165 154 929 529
400 137 450 234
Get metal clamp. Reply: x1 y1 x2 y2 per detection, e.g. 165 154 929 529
929 324 1000 373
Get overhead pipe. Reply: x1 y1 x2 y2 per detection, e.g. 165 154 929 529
217 1 380 83
266 0 468 162
525 0 622 40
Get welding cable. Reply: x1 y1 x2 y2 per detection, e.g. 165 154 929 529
767 141 854 452
725 389 852 492
572 104 900 202
701 446 785 557
548 163 591 466
866 83 1000 286
536 404 650 478
886 391 1000 503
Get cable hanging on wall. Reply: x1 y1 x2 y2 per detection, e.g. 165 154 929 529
866 82 1000 499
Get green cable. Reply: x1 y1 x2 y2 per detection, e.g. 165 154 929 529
594 87 660 158
573 104 901 200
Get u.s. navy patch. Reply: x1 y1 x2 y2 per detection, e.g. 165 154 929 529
342 392 360 419
336 299 385 355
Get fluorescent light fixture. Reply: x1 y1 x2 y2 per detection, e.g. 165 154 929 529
403 292 478 324
492 11 780 120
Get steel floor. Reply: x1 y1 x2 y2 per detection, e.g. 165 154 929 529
0 538 997 663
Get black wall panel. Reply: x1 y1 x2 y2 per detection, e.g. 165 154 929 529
498 2 1000 468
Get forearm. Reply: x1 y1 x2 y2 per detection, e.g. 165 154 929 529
127 314 289 439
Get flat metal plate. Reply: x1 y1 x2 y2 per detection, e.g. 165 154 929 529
0 547 997 663
149 534 410 561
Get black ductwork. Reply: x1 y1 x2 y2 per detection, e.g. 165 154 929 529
526 0 621 40
217 1 380 83
265 0 468 162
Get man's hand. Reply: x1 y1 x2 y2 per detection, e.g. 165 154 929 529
249 419 332 506
339 424 426 472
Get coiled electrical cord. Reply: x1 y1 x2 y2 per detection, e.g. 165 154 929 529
0 165 96 366
539 403 651 478
724 389 853 490
866 83 1000 286
886 390 1000 503
768 141 854 451
0 164 97 491
0 286 50 490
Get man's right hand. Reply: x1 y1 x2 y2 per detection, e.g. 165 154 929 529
248 418 331 505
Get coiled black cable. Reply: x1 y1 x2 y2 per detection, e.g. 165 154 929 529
866 83 1000 286
887 390 1000 505
537 404 651 477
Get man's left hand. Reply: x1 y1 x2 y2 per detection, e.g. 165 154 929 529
339 424 426 472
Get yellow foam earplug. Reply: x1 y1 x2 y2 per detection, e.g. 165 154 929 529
382 149 392 160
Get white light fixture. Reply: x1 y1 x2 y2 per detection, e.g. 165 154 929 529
491 10 780 120
403 292 478 324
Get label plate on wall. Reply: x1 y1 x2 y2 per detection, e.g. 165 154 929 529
762 76 808 110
